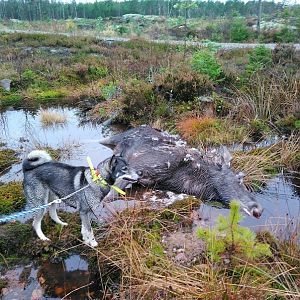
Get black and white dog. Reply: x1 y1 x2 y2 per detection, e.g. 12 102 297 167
23 150 138 247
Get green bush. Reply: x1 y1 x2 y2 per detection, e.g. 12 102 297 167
275 27 298 43
190 49 224 81
230 18 250 42
20 69 48 90
246 45 272 74
88 66 108 79
197 201 272 262
249 119 270 140
96 17 105 31
101 82 118 100
114 25 129 35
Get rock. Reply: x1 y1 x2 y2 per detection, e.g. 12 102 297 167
164 230 206 266
0 79 12 92
174 252 188 262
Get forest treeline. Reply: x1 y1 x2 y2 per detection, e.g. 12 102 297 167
0 0 295 21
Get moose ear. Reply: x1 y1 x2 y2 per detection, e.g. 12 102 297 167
221 146 232 167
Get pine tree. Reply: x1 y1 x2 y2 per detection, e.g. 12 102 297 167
197 200 272 262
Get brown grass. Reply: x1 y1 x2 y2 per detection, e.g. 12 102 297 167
91 203 300 299
232 135 300 190
39 109 67 127
177 116 247 147
232 72 300 121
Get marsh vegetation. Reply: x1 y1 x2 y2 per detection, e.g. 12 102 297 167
0 30 299 299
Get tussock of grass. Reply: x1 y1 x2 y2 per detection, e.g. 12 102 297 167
232 135 300 190
39 109 67 127
233 73 300 121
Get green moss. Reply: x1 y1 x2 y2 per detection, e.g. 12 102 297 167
0 222 32 256
0 149 19 172
0 212 82 265
34 89 67 102
0 94 22 108
0 182 26 215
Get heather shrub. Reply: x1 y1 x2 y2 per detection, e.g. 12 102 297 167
272 44 296 64
155 66 213 103
117 79 167 124
177 116 246 146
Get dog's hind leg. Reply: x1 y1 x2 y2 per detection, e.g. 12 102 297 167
80 211 98 248
49 192 68 226
33 209 50 241
49 203 68 226
25 182 50 241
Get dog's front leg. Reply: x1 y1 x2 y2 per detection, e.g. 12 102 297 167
80 211 98 248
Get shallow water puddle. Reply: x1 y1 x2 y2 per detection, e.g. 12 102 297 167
196 176 300 238
1 255 100 300
0 107 114 182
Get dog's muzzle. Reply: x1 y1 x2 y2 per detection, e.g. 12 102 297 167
119 171 139 182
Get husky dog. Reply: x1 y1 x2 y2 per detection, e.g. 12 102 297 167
23 150 138 247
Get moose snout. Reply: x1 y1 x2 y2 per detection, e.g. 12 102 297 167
246 201 263 219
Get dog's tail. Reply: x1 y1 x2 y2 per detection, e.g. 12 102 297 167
23 150 52 171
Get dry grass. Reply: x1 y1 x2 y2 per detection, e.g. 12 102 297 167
92 203 300 299
177 116 247 147
232 72 300 121
39 109 67 127
232 134 300 190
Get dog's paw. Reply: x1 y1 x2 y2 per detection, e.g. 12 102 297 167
40 237 51 242
85 240 98 248
60 222 68 226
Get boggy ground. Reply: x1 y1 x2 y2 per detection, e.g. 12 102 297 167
1 197 299 299
0 33 300 299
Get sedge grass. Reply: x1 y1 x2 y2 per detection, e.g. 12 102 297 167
39 109 68 127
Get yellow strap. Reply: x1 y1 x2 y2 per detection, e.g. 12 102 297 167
111 185 126 196
87 156 98 182
86 156 126 196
